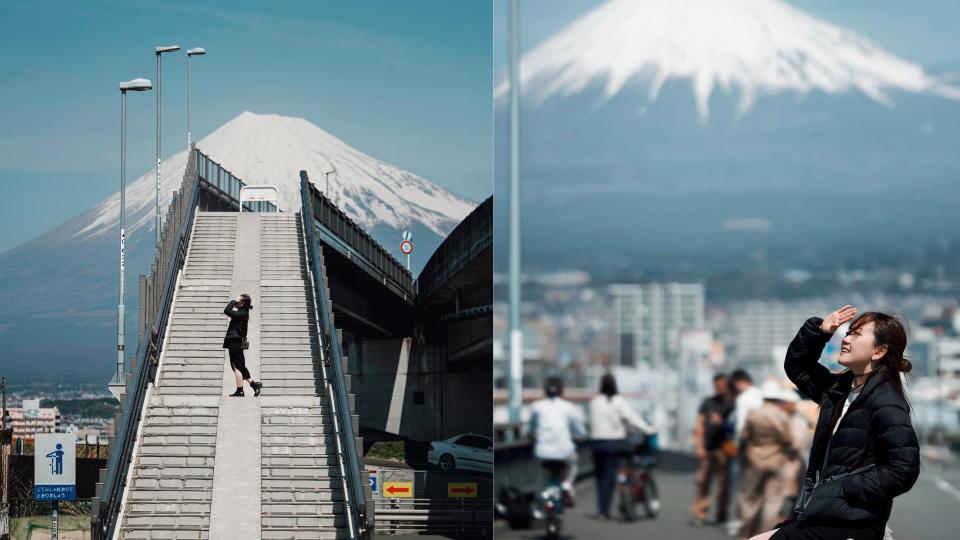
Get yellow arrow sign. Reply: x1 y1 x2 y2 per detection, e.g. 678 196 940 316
447 482 478 498
383 481 413 498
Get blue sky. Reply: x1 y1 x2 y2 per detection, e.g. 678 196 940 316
0 0 492 253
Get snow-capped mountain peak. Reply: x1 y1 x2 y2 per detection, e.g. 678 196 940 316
76 111 475 240
496 0 960 122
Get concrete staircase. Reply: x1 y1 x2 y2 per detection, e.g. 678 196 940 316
117 213 236 539
259 214 349 539
115 211 356 539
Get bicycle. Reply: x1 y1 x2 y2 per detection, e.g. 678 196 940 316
617 433 661 521
538 459 568 539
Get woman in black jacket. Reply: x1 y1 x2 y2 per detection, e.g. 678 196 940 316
750 306 919 540
223 294 262 397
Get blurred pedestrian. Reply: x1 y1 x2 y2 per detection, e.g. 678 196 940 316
739 382 796 539
778 387 812 522
726 368 764 535
589 373 656 520
529 376 587 507
690 373 734 526
749 306 920 540
732 369 764 445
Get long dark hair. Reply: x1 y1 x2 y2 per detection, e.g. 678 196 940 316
847 311 911 402
600 373 618 399
239 293 254 310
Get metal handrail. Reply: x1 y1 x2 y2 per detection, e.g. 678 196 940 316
305 181 414 297
94 148 203 539
300 173 369 538
196 150 278 213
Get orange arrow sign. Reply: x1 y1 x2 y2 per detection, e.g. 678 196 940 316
447 482 478 498
384 482 413 497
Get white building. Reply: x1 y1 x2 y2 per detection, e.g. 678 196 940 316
728 300 831 377
8 399 60 438
609 283 705 369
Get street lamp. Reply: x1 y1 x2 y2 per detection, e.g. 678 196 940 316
186 47 206 147
324 168 337 196
111 78 152 399
508 0 524 424
155 45 180 247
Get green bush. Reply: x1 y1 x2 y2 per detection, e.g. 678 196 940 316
366 441 405 462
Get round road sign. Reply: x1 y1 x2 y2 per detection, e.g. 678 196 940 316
400 240 413 255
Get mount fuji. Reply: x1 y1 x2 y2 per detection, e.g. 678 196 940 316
494 0 960 277
77 112 474 243
0 112 475 381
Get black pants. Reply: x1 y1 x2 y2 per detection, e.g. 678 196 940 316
772 519 883 540
226 341 251 380
592 440 622 517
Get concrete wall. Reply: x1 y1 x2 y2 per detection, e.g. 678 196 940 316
347 331 492 443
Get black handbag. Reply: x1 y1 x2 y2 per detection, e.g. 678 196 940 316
793 463 875 520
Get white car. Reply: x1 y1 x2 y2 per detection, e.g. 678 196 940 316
427 433 493 473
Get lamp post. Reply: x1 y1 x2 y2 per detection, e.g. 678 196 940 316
1 377 9 540
186 47 206 147
111 78 153 400
508 0 523 424
155 45 180 247
324 169 337 196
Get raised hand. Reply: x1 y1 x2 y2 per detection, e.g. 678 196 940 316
821 305 857 334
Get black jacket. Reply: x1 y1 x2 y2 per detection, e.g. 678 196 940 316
222 300 249 348
785 317 920 526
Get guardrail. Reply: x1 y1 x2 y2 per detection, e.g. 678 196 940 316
93 146 276 539
196 150 278 213
302 174 414 300
417 196 491 300
375 498 492 538
300 176 371 538
93 147 204 539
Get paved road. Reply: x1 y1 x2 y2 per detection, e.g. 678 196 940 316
495 465 960 540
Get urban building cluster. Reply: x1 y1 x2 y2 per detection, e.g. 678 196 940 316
494 270 960 449
3 399 113 444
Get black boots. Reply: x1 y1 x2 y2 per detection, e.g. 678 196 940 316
228 382 261 397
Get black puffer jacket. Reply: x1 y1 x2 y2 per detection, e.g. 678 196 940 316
785 317 919 526
222 300 248 348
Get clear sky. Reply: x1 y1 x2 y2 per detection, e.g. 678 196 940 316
0 0 492 253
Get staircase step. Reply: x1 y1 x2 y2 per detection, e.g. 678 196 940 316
127 489 213 502
262 435 337 446
261 515 347 529
137 455 216 467
123 514 210 528
262 490 344 503
260 530 350 540
131 477 214 490
261 501 345 515
125 502 209 514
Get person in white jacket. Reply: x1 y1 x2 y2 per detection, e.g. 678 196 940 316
589 373 656 519
529 376 587 505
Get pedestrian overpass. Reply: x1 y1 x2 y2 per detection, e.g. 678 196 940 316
91 146 416 539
